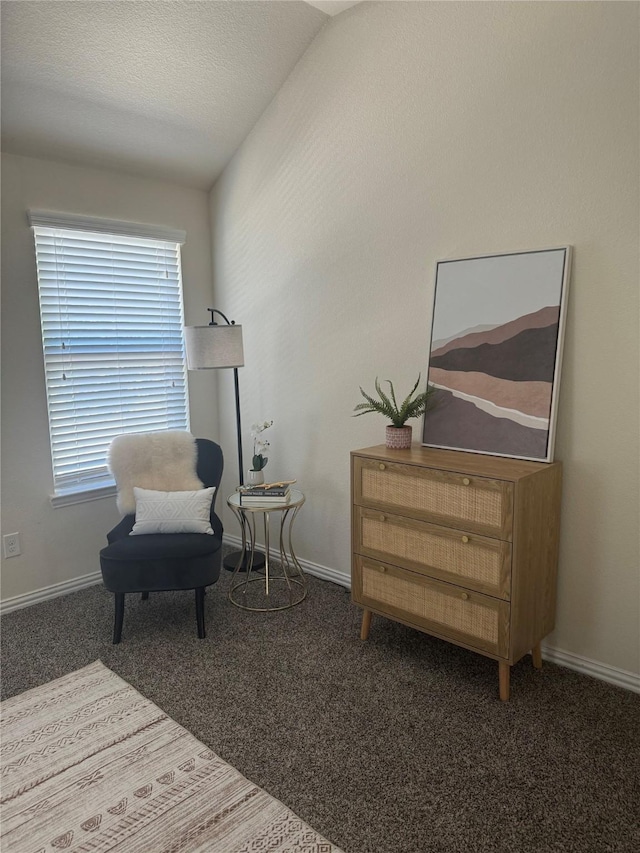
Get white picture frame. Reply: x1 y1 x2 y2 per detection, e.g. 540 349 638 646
422 247 572 462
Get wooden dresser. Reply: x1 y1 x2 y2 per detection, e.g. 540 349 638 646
351 445 562 700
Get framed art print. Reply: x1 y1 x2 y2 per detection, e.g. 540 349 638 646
422 247 572 462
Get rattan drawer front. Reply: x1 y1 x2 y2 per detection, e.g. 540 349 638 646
355 507 511 600
354 557 509 658
354 457 512 539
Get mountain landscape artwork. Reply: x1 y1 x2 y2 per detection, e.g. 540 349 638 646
422 248 571 462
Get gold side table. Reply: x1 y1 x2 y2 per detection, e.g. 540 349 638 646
227 489 307 611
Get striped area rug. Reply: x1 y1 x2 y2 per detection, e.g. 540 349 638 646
1 661 343 853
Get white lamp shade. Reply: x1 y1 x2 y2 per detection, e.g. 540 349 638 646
184 324 244 369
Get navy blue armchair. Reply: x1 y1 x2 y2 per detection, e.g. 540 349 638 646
99 439 224 643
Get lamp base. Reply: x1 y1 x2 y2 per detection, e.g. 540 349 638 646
223 549 266 573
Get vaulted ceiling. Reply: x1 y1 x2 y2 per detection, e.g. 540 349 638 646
1 1 360 190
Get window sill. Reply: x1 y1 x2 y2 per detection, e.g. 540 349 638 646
50 483 117 508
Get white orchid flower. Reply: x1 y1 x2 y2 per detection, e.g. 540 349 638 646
250 420 273 438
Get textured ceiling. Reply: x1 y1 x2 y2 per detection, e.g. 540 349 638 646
0 1 329 190
303 1 361 14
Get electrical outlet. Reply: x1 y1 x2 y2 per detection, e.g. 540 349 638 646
3 533 21 558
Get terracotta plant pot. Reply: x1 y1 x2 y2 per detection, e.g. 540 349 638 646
385 425 412 449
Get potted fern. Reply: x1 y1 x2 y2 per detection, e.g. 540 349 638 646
353 375 436 449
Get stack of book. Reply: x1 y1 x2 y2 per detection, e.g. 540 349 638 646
239 480 295 505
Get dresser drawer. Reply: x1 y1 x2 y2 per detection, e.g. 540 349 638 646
353 456 513 539
354 506 511 600
353 556 510 658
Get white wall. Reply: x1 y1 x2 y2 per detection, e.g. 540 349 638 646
1 153 217 602
211 1 640 675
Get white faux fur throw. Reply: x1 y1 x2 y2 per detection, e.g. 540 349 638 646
108 430 203 515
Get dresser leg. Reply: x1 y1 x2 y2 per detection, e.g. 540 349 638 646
360 608 372 640
499 661 510 701
531 643 543 669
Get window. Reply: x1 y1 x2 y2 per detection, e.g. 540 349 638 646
29 211 190 502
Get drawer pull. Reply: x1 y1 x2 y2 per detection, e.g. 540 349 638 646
379 565 387 573
379 514 386 522
461 592 469 601
461 535 470 544
379 463 386 471
462 477 471 486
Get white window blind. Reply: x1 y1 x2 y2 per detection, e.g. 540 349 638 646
30 213 190 497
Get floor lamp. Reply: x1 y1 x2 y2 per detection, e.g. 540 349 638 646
184 309 265 571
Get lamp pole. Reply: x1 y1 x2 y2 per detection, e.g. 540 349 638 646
206 309 244 487
199 309 265 572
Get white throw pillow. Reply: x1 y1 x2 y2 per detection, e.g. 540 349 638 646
130 487 216 536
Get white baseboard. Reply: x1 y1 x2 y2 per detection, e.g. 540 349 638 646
3 545 638 696
228 536 640 695
540 645 640 694
0 540 351 615
223 533 351 589
0 570 102 614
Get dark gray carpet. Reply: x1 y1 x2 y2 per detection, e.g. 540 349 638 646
2 563 639 853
